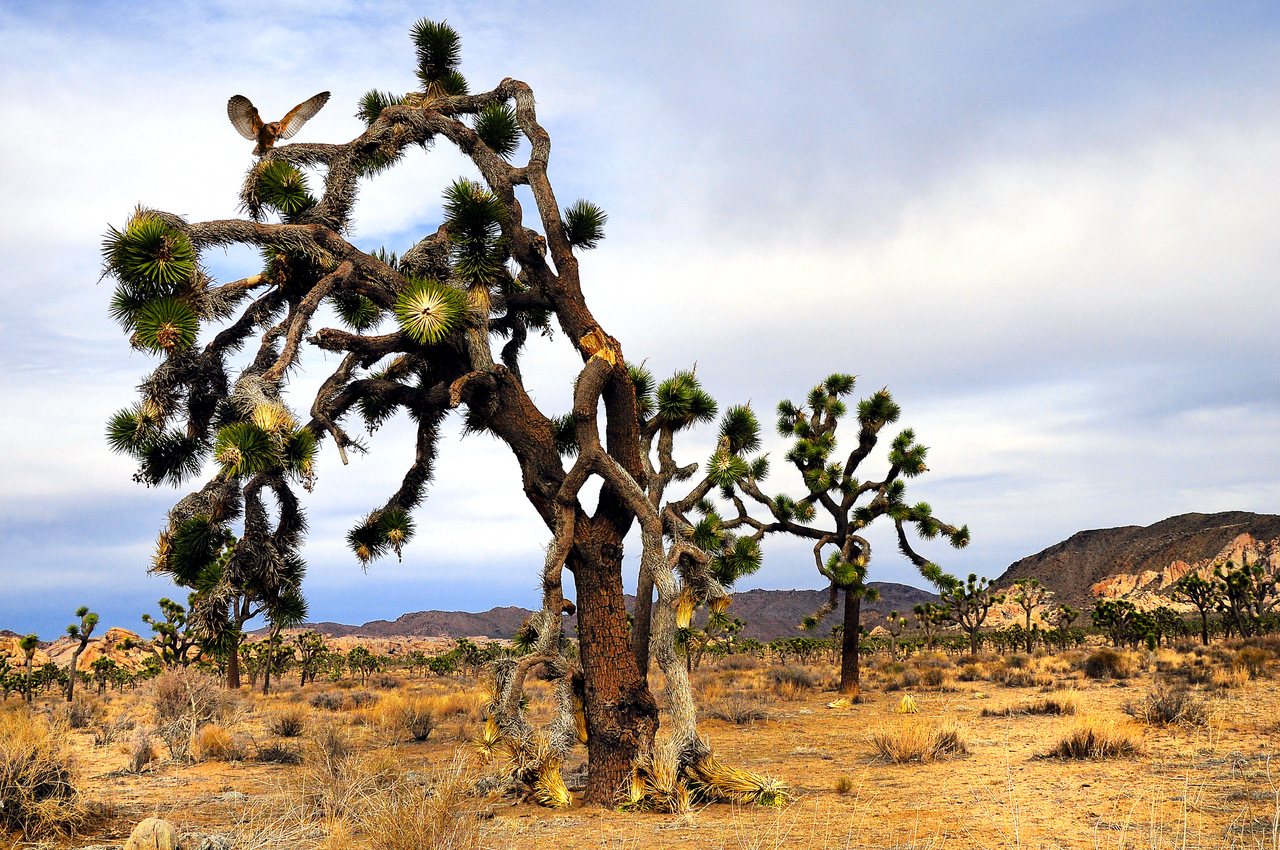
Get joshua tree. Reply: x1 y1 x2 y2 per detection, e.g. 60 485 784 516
64 606 99 702
1173 571 1220 645
912 602 950 650
19 634 39 703
294 630 328 686
1009 578 1052 653
717 376 968 696
941 574 1003 656
885 610 908 660
141 597 201 667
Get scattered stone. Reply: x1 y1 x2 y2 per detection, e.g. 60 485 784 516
123 818 181 850
182 834 233 850
217 790 248 803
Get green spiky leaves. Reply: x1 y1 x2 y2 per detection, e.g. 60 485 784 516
628 364 656 419
411 19 468 95
718 405 760 455
357 90 406 126
133 298 198 352
347 508 416 564
711 536 762 586
103 214 196 299
330 290 381 332
443 179 507 289
562 200 607 250
394 277 466 344
474 102 520 157
255 161 316 216
656 371 716 431
107 402 163 456
707 449 750 488
214 422 274 477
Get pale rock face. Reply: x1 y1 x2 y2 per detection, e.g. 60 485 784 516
1084 533 1280 612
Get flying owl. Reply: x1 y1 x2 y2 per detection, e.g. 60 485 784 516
227 91 331 156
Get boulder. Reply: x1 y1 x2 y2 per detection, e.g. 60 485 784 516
123 817 181 850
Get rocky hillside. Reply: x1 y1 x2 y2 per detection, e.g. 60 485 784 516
994 511 1280 612
300 583 939 643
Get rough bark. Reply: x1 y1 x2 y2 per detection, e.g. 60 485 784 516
839 589 861 697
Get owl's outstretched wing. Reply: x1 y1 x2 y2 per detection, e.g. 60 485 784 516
277 91 331 141
227 95 264 140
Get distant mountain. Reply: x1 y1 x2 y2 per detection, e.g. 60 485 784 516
297 583 939 643
994 511 1280 610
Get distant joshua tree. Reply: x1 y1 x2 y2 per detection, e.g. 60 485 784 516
1173 571 1220 645
19 634 39 703
942 575 1003 656
64 606 99 702
719 375 968 696
1009 579 1052 653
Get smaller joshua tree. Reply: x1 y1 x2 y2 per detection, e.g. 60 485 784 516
913 602 950 650
64 606 99 702
885 610 908 660
19 634 40 703
717 374 968 697
1173 571 1220 646
1009 578 1052 653
941 574 1002 656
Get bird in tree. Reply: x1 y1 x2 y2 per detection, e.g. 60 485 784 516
718 374 969 697
64 606 99 702
100 18 784 806
227 92 331 156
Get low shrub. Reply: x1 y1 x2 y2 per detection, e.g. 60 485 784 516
1045 719 1144 759
716 654 763 671
919 667 947 688
310 691 346 712
268 706 308 738
834 774 855 795
707 694 769 726
768 666 817 690
0 708 89 836
1124 681 1206 727
1082 648 1133 680
194 724 245 762
871 718 967 764
255 741 303 764
956 663 985 682
1210 667 1250 690
59 698 104 730
355 755 484 850
370 673 403 690
127 730 155 773
1236 647 1269 679
378 695 436 743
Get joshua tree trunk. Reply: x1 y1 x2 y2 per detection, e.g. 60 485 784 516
261 626 280 696
574 548 658 803
839 589 861 697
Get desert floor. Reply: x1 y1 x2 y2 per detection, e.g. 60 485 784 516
4 642 1278 850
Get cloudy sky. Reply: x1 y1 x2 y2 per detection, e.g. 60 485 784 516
3 1 1278 638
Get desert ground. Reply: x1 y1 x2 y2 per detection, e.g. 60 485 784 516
3 639 1278 850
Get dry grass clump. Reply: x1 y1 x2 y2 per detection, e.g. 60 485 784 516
424 690 487 721
254 740 303 764
310 691 347 711
871 717 968 764
58 697 104 730
981 690 1079 718
355 755 485 850
716 654 764 671
294 730 398 821
370 673 403 689
193 724 245 762
268 704 309 738
834 774 856 795
1082 648 1135 680
0 708 90 836
1124 681 1207 727
1210 666 1251 690
1045 718 1145 759
375 694 436 743
126 730 155 773
1236 646 1270 679
148 668 237 760
768 666 817 700
708 693 770 726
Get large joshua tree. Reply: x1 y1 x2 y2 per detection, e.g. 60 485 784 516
720 375 969 697
100 19 776 804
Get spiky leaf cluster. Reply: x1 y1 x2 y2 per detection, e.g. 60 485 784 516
654 371 716 431
394 277 467 343
347 508 417 564
563 200 607 250
256 161 316 216
474 102 521 157
411 18 468 96
357 90 407 126
443 179 507 289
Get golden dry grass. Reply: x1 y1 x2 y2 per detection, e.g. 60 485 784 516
7 640 1280 849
